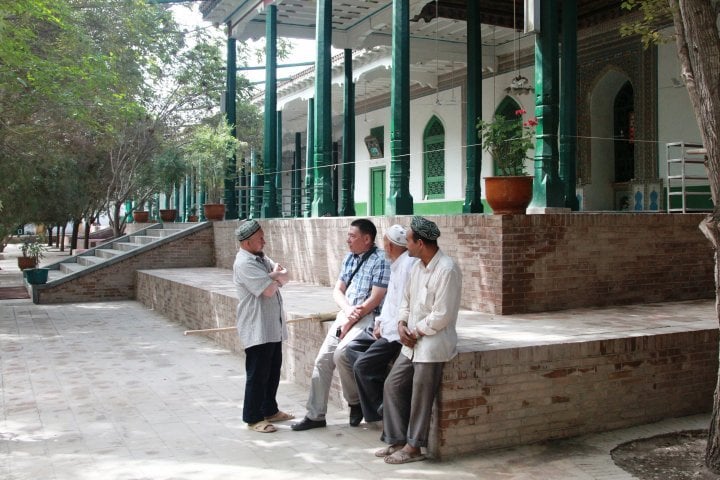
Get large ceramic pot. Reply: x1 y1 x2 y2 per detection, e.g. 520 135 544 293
132 210 150 223
159 209 177 222
485 176 533 215
203 203 226 221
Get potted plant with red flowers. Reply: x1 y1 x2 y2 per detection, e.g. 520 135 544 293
477 108 537 214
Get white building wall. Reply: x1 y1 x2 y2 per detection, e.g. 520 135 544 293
657 40 704 182
354 86 464 209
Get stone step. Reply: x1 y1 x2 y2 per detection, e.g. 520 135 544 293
59 262 86 275
114 242 144 252
144 228 185 238
76 255 104 267
96 248 127 259
127 235 158 245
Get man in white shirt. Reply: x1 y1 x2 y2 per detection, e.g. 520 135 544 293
342 224 417 425
375 216 462 464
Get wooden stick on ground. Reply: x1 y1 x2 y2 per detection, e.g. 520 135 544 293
183 311 338 336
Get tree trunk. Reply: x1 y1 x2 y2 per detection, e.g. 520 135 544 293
47 226 53 246
70 219 81 251
672 0 720 472
55 223 62 247
83 219 91 250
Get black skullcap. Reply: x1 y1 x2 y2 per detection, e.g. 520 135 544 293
410 216 440 241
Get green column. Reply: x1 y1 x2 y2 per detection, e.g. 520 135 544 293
276 109 283 214
199 176 206 221
250 150 263 219
304 98 315 217
183 175 190 220
530 0 564 208
340 49 356 216
388 0 414 215
463 0 483 213
560 0 579 210
239 158 247 219
262 4 279 218
312 0 335 217
293 132 302 217
173 183 180 217
224 31 238 219
125 201 133 223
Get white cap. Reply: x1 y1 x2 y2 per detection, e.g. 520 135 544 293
386 224 408 247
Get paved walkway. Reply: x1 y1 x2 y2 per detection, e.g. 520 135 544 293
0 243 713 479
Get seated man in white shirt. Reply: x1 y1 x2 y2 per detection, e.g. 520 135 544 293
375 216 462 464
343 224 417 425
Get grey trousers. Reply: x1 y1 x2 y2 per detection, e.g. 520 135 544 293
305 312 374 420
381 354 444 448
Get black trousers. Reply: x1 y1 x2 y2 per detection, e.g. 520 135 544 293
243 341 282 424
345 327 401 422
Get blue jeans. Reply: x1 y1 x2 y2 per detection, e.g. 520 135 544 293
243 342 282 424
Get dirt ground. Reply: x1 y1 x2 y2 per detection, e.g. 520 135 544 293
612 430 720 479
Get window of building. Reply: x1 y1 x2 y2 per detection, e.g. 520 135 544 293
423 115 445 199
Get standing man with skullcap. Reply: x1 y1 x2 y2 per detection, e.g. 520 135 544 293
233 220 295 433
375 216 462 464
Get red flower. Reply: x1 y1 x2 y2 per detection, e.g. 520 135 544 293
524 118 538 127
514 109 527 116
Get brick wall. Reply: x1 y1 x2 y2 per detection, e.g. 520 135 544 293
433 329 718 459
35 227 215 303
214 214 714 314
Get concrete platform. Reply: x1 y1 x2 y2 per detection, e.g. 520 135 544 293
135 268 717 458
0 297 712 479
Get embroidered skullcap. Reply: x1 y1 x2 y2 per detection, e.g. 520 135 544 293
386 224 408 247
410 216 440 241
235 220 261 241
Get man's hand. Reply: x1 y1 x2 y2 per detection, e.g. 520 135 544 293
398 322 417 349
271 263 289 286
372 324 382 339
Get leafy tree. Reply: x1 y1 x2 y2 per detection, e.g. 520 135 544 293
183 119 242 203
622 0 720 472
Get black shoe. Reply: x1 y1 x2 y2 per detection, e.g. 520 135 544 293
291 416 326 431
349 404 363 427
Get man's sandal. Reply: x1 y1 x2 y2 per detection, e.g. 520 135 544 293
384 450 426 464
265 411 295 422
248 420 277 433
374 444 402 457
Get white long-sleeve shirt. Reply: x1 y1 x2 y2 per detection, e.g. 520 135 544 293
398 249 462 363
375 251 417 343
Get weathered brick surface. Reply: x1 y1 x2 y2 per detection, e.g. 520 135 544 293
213 214 714 314
434 329 717 458
34 226 215 303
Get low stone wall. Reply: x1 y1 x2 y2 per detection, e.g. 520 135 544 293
214 214 714 314
434 329 718 458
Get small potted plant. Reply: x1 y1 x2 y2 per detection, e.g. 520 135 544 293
477 108 537 214
187 205 199 222
18 237 47 270
184 120 240 221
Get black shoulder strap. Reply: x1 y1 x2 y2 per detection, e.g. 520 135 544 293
346 246 377 289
